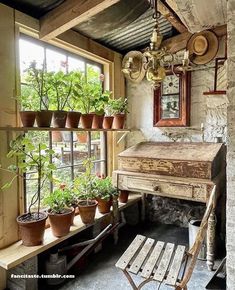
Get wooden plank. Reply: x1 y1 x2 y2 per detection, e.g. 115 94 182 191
129 238 155 274
115 235 146 270
158 0 187 33
165 245 186 286
162 25 227 54
141 241 165 279
153 243 175 282
39 0 121 41
0 194 141 270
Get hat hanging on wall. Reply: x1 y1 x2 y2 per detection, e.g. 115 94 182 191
186 30 219 65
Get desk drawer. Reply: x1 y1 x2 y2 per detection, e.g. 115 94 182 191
117 175 208 202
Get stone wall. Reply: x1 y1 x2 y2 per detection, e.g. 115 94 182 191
125 56 227 227
226 1 235 288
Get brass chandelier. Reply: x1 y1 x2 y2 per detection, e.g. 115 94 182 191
122 0 174 88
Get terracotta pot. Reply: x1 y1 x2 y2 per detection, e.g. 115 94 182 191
52 131 62 142
16 212 48 246
36 110 53 127
80 114 94 129
112 114 125 129
70 206 78 225
76 132 88 143
66 112 81 128
53 111 67 128
96 197 112 214
103 116 114 129
78 200 98 224
48 208 74 237
92 114 104 129
119 190 129 203
19 111 36 127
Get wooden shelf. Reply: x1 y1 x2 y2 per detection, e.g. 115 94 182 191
0 127 132 132
203 90 226 95
0 194 141 270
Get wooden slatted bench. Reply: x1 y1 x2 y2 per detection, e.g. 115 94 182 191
116 186 217 290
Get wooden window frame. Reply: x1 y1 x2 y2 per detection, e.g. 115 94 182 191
153 70 191 127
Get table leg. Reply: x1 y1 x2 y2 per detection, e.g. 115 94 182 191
207 208 216 271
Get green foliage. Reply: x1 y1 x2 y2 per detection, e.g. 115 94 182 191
19 84 40 111
73 158 96 203
109 98 128 114
1 135 56 214
47 71 74 111
94 176 117 200
43 187 70 214
23 61 51 110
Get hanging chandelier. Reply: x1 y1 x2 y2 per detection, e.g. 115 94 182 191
122 0 174 88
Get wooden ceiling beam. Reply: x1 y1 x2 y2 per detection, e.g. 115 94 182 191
162 24 227 54
39 0 121 41
158 0 187 33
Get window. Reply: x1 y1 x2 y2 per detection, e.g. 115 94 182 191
19 35 107 211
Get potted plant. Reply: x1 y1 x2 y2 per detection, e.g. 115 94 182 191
119 190 129 203
111 98 128 129
0 135 56 246
18 85 39 127
94 175 117 214
65 71 83 128
91 90 110 129
73 75 100 129
48 71 74 128
103 95 115 129
24 61 53 127
43 186 74 237
73 158 97 224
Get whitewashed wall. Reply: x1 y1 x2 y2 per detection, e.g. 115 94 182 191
126 64 227 147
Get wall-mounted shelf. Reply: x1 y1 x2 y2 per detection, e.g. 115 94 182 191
0 127 132 132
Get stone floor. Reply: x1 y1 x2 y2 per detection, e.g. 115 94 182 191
52 223 219 290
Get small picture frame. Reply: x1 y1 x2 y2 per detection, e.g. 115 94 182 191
153 70 191 127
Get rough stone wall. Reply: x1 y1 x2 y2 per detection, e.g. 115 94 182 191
125 59 227 227
226 1 235 288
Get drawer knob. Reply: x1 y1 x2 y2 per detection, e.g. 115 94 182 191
153 185 160 191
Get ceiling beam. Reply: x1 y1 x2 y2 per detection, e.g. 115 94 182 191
158 0 187 33
39 0 121 41
162 24 227 53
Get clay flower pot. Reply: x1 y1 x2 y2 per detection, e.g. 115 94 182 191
80 113 94 129
77 200 98 224
76 132 88 143
16 212 48 246
119 190 129 203
52 131 62 142
66 112 81 128
96 197 112 214
19 111 36 127
103 116 114 129
53 111 67 128
92 114 104 129
48 208 74 237
112 114 125 129
36 110 53 127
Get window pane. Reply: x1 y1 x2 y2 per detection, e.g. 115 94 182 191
53 167 72 185
73 132 89 165
68 56 85 73
46 48 67 72
52 132 72 167
19 38 44 79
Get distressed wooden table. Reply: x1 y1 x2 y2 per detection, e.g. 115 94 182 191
113 142 226 271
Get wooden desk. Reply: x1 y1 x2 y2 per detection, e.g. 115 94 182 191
113 142 226 271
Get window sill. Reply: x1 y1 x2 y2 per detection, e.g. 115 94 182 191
0 194 141 270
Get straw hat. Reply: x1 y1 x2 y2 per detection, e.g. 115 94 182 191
122 51 146 83
186 30 219 65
